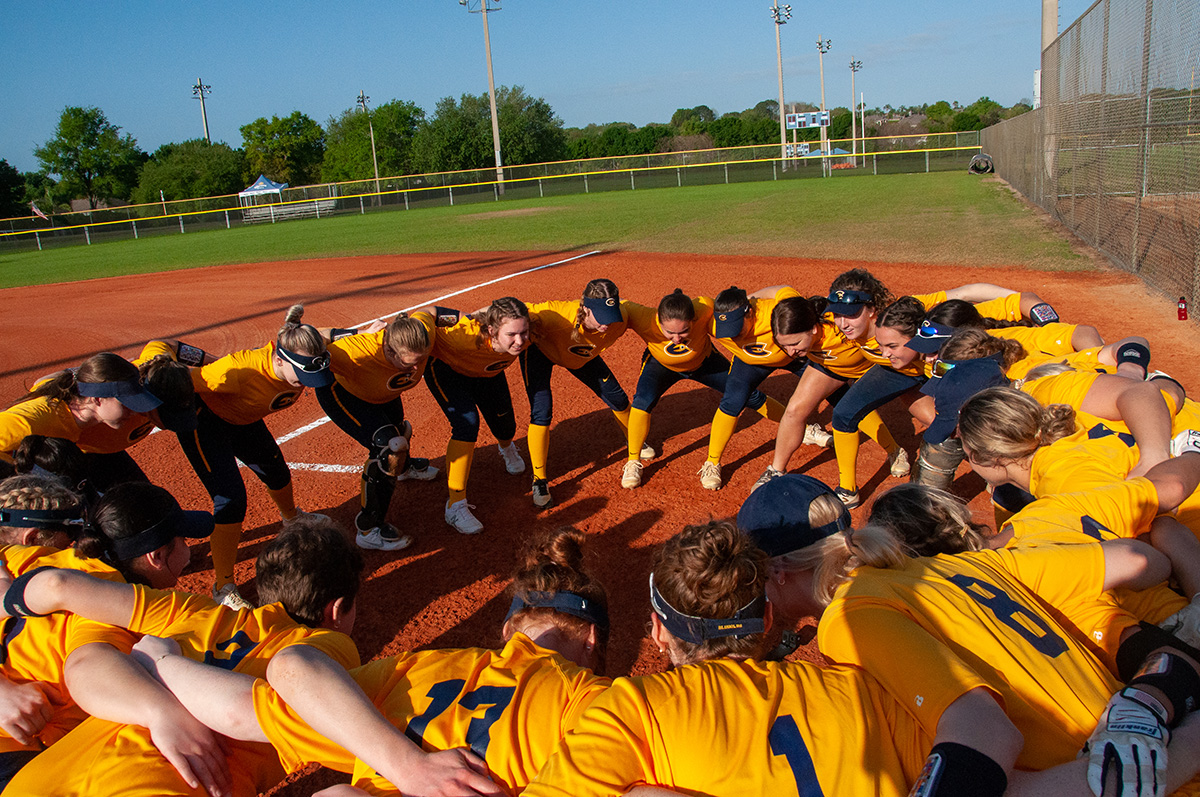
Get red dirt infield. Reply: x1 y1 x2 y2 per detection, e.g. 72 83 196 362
4 250 1197 794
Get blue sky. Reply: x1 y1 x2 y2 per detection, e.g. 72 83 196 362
1 1 1091 174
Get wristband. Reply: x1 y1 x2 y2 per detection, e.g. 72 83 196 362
3 567 58 618
175 342 207 367
1115 341 1151 372
329 328 357 340
1028 303 1060 326
433 307 460 327
1117 622 1200 682
910 742 1007 797
1128 652 1200 725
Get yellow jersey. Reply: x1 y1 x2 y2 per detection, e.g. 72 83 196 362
0 398 78 463
972 293 1024 322
75 341 176 454
623 298 715 374
3 585 359 797
432 313 521 379
818 544 1120 770
327 313 436 403
253 633 608 796
805 320 870 379
524 658 931 797
841 292 944 376
191 343 301 425
992 324 1080 359
527 300 627 371
710 287 800 369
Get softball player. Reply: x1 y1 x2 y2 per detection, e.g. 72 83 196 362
926 298 1105 360
0 353 162 474
0 482 217 791
701 285 831 491
423 298 531 535
89 526 610 797
0 474 83 549
178 304 334 610
817 268 1032 507
1 515 363 797
318 313 440 551
525 518 931 797
619 289 782 490
522 279 637 508
739 474 1200 794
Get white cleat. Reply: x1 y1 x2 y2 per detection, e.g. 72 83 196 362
888 447 911 478
498 442 526 475
621 460 643 489
445 499 484 535
802 423 833 448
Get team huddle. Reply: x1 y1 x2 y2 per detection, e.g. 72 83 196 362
1 265 1200 796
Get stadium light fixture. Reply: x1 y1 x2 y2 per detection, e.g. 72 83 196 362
461 0 506 195
815 37 832 174
771 2 792 170
849 59 862 164
192 78 212 144
356 90 381 197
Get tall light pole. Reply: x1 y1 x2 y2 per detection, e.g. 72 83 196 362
816 37 832 174
192 78 212 144
461 0 505 195
771 3 792 170
849 59 862 165
356 90 381 196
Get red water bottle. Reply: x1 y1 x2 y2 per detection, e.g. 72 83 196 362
1180 297 1189 321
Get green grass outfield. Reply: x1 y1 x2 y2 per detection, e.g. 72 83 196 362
0 171 1088 289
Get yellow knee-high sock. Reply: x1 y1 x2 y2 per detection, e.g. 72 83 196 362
627 409 652 460
857 410 898 454
611 407 631 432
707 409 739 465
446 438 476 505
755 396 787 423
210 522 243 590
528 424 550 480
267 482 297 520
832 430 861 492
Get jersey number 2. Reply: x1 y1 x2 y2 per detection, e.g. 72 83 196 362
404 679 516 759
769 714 824 796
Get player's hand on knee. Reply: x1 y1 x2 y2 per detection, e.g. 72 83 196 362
1083 688 1170 797
147 705 232 797
402 747 504 797
0 678 53 746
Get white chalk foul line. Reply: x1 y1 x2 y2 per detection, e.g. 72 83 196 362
261 250 602 464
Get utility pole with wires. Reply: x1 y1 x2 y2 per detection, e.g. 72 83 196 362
460 0 506 195
771 2 792 170
849 59 862 165
192 78 212 144
356 90 381 197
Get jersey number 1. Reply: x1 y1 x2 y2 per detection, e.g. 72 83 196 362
769 714 825 796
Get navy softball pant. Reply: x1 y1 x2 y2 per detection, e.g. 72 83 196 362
632 349 769 412
718 356 807 416
425 358 517 443
520 344 629 425
830 364 926 433
176 400 290 525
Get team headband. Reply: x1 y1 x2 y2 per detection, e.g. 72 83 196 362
108 506 213 562
905 320 957 354
648 572 765 644
0 507 83 530
504 590 610 631
581 295 622 321
276 346 331 374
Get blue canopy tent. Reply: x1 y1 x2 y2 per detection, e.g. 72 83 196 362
238 175 288 209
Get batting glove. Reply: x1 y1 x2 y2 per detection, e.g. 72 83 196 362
1083 687 1169 797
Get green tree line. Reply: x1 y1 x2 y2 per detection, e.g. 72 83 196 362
0 92 1031 217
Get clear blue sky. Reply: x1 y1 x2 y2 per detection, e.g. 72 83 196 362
1 1 1091 174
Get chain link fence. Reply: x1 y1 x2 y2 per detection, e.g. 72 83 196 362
0 132 979 253
982 0 1200 305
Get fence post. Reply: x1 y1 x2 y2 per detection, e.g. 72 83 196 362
224 210 230 229
925 151 930 173
315 200 320 219
270 204 276 223
132 220 138 239
630 171 635 191
494 183 499 201
179 215 185 233
359 197 365 214
873 154 877 175
449 186 454 206
773 161 778 181
538 179 544 198
404 192 409 210
85 226 91 245
584 174 589 194
35 231 41 251
677 168 682 187
724 164 729 184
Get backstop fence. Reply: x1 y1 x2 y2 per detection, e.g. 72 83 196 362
0 131 979 253
982 0 1200 306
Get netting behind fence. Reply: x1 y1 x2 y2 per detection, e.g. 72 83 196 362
982 0 1200 304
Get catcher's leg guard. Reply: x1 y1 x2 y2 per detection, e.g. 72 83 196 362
911 438 964 490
